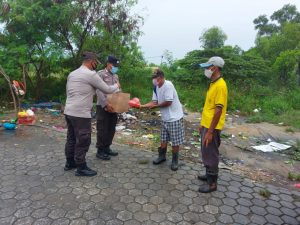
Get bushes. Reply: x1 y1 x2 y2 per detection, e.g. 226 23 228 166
119 67 153 103
1 57 299 129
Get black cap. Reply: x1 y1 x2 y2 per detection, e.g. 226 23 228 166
82 51 100 63
107 55 120 66
152 68 164 78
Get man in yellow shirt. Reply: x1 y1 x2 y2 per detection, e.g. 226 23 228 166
198 56 228 193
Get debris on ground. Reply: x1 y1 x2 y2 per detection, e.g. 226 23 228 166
21 101 61 109
252 142 292 152
253 108 261 113
1 108 299 189
46 108 61 116
118 112 138 122
18 109 36 125
116 125 126 131
3 122 16 130
142 134 154 139
294 183 300 188
52 125 66 133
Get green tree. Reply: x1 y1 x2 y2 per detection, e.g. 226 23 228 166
0 0 143 100
254 4 300 36
177 46 270 85
271 4 300 26
255 23 300 64
273 49 300 84
161 50 177 70
199 26 227 49
0 0 64 99
253 15 278 36
252 5 300 86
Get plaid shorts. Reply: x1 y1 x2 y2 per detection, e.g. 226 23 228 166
160 118 185 146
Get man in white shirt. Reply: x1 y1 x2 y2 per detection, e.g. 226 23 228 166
141 68 184 171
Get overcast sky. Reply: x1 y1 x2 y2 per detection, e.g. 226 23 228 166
133 0 300 64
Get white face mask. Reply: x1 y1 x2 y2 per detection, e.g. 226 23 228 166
204 69 214 79
152 79 158 86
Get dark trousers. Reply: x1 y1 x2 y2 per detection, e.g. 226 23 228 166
65 115 91 165
200 127 221 179
96 106 118 149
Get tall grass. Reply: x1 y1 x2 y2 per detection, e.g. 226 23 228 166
9 65 298 129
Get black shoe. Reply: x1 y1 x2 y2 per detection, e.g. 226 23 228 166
64 158 76 171
105 147 118 156
198 183 217 193
75 163 97 177
96 148 111 160
153 147 167 165
197 174 207 181
171 152 179 171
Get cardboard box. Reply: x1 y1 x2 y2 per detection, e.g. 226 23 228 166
106 92 130 113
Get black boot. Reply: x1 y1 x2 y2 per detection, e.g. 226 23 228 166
171 152 179 171
198 167 208 181
153 147 167 165
64 158 76 171
105 147 118 156
197 174 207 181
75 162 97 177
198 175 218 193
96 148 111 160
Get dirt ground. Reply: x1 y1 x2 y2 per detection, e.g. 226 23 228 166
184 111 300 187
2 108 300 189
117 110 300 188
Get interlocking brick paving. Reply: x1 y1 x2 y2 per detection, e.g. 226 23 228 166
0 127 299 225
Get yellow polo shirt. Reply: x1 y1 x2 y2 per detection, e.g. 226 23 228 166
200 77 228 130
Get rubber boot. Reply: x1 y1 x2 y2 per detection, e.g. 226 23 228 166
198 174 218 193
105 147 118 156
96 148 111 160
198 167 208 181
75 162 97 177
171 152 179 171
64 158 76 171
153 147 167 165
197 174 207 181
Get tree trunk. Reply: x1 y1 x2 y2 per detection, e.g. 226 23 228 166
35 72 43 101
298 60 300 86
0 66 18 117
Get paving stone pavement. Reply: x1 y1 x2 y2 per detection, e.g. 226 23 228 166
0 127 299 225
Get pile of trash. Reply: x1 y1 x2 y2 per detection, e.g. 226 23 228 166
20 102 62 118
21 102 61 109
118 111 138 123
0 109 36 130
18 109 36 125
115 111 138 134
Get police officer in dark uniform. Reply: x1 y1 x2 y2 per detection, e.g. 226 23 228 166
95 56 120 160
